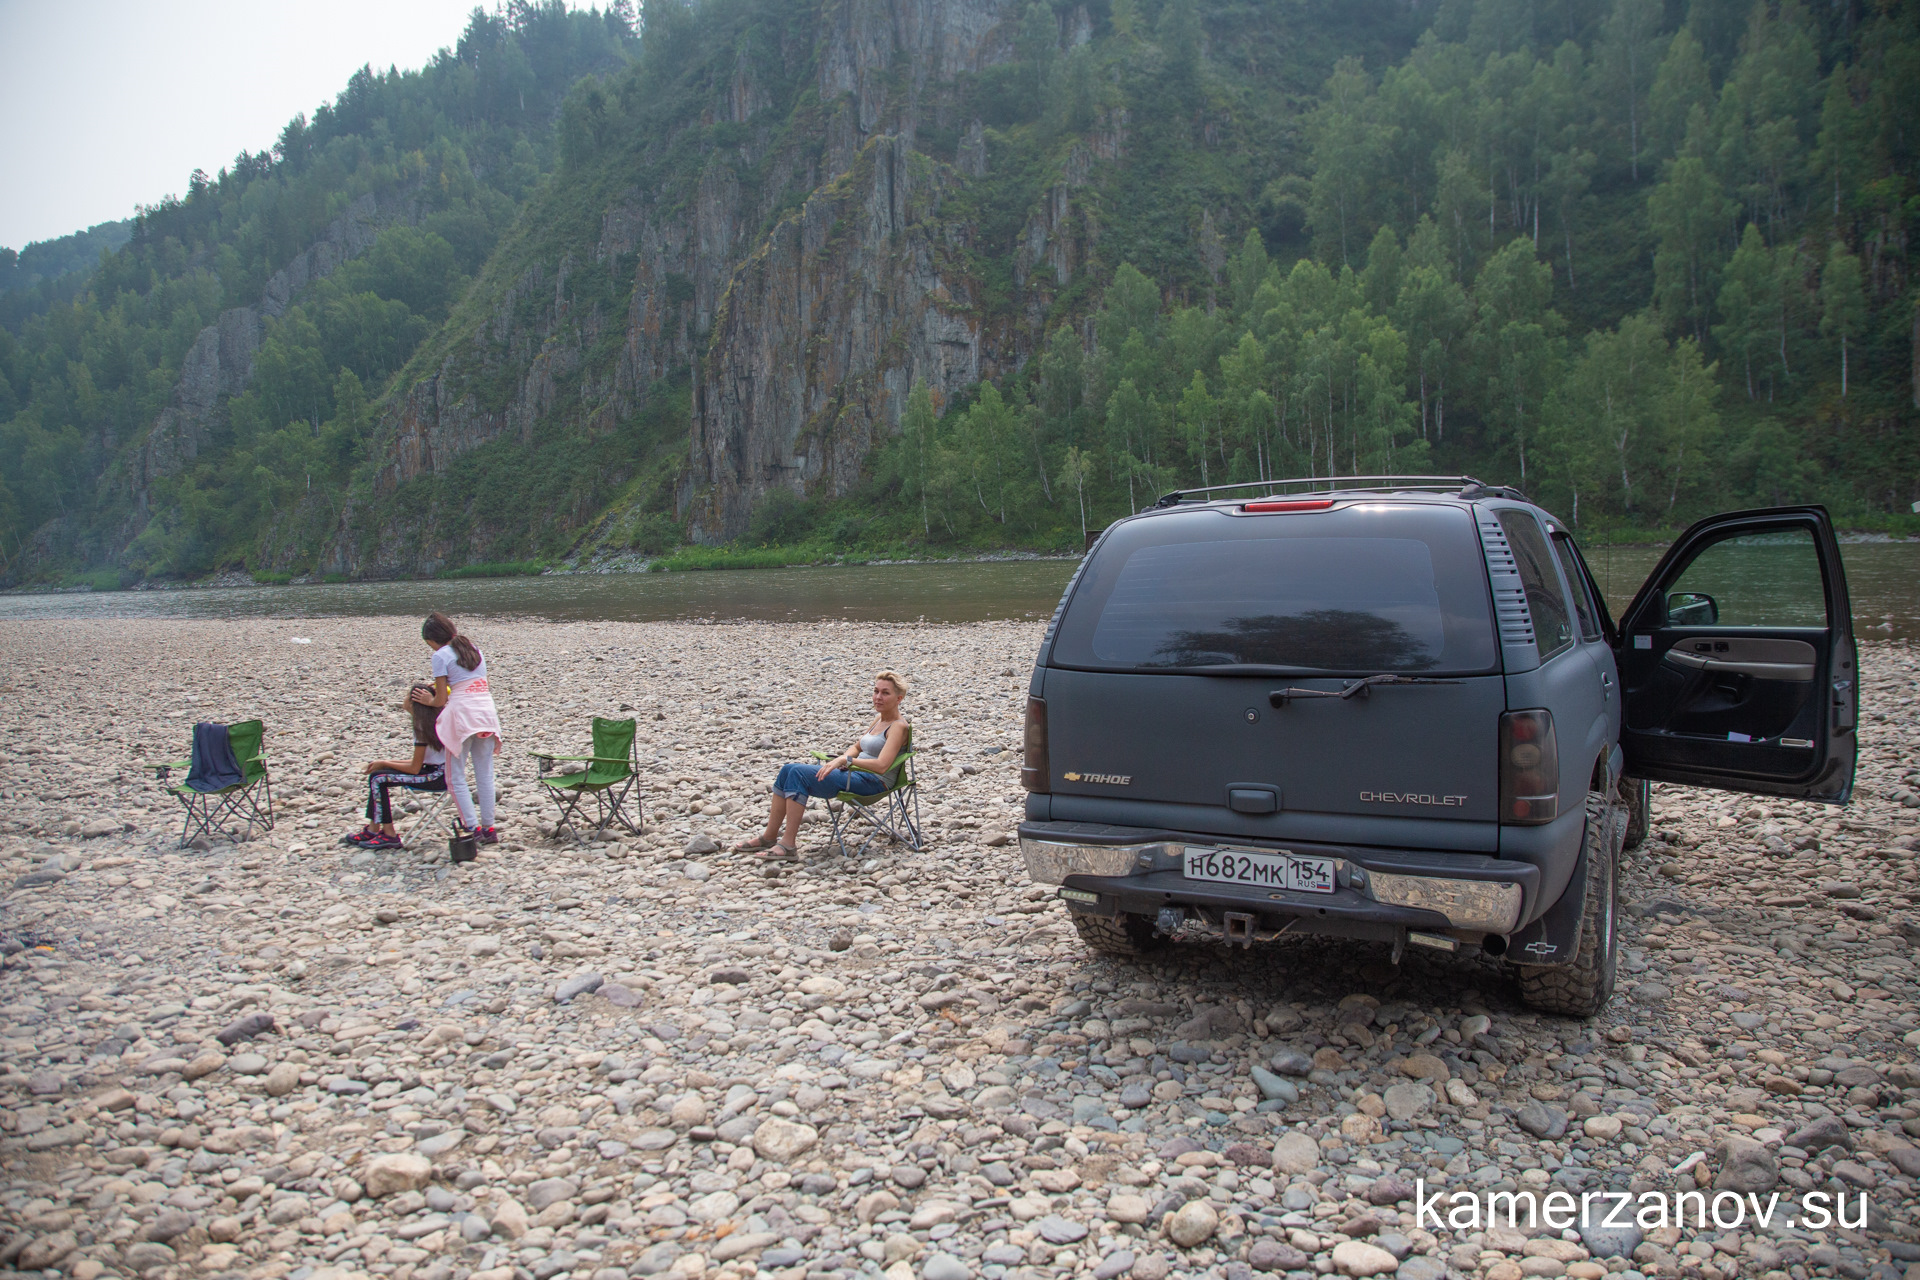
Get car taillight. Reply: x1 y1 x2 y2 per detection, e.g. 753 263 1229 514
1022 696 1050 792
1499 709 1559 824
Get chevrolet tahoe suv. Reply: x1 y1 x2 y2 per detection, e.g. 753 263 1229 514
1017 477 1858 1016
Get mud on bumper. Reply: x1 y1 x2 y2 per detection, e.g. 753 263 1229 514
1018 820 1538 945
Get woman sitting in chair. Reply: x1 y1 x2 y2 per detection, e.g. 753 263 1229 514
736 670 910 858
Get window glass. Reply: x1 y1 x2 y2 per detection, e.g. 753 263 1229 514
1551 534 1601 641
1052 504 1499 674
1496 510 1574 657
1666 529 1827 627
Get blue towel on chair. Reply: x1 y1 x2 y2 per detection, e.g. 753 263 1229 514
185 722 244 792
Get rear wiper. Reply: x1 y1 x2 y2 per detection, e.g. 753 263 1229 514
1268 673 1464 706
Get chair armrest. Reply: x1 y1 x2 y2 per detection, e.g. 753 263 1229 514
847 751 912 774
154 759 189 778
532 750 598 777
535 752 631 779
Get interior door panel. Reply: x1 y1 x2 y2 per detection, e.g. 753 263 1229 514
1613 506 1856 803
1627 628 1827 767
1652 635 1821 740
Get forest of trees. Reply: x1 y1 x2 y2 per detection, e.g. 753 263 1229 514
0 2 634 580
0 221 132 330
862 0 1919 552
1 0 1915 583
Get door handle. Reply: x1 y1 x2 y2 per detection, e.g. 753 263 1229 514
1599 672 1613 701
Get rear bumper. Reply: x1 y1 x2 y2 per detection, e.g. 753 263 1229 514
1018 820 1537 936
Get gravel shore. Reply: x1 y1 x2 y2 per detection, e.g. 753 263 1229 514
2 620 1918 1280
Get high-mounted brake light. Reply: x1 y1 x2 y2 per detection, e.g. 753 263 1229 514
1499 710 1559 824
1242 499 1337 513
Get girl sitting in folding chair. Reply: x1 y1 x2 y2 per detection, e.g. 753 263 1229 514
346 683 449 849
736 671 911 859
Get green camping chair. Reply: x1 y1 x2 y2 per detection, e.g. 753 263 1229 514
154 720 274 847
810 726 922 856
532 717 642 840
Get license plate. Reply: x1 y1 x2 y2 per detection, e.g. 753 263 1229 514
1183 847 1336 893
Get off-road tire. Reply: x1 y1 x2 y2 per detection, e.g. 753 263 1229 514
1620 776 1651 850
1515 791 1623 1018
1070 910 1164 956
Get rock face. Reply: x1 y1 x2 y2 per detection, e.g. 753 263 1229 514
337 0 1043 569
686 136 980 541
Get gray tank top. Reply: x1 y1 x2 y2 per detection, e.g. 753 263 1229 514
857 722 902 783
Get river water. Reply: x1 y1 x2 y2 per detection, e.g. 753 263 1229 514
3 542 1917 639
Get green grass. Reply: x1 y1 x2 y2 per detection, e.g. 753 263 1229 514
439 560 548 579
648 545 838 572
61 568 129 591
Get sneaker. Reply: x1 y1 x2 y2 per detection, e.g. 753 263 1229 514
343 828 379 846
366 833 403 849
478 826 499 845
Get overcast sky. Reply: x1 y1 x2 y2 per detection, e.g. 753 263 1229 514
0 0 517 250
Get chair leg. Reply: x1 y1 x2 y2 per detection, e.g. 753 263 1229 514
825 801 850 857
550 790 588 842
607 777 641 833
230 782 268 842
401 791 449 849
176 793 204 848
589 785 629 836
903 787 924 851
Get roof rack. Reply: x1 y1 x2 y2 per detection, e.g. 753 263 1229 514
1152 474 1529 507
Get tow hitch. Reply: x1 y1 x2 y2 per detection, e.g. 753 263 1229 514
1223 912 1257 947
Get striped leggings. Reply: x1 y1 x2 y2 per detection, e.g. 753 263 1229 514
365 764 446 825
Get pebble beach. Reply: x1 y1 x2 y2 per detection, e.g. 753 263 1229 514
2 618 1919 1280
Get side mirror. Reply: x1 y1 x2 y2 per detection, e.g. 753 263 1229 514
1666 591 1719 626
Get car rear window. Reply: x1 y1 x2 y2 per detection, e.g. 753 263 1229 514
1053 503 1499 674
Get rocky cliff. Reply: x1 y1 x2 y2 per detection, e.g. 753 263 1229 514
335 0 1028 568
685 136 983 541
43 0 1302 581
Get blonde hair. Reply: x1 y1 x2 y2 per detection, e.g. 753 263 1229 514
875 670 911 697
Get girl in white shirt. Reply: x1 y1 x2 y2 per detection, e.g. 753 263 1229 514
414 612 504 843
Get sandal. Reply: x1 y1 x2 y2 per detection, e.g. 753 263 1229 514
762 841 799 859
732 834 781 852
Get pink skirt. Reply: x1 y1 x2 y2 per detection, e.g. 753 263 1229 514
437 678 503 758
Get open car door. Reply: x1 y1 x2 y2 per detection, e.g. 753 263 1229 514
1613 505 1857 803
